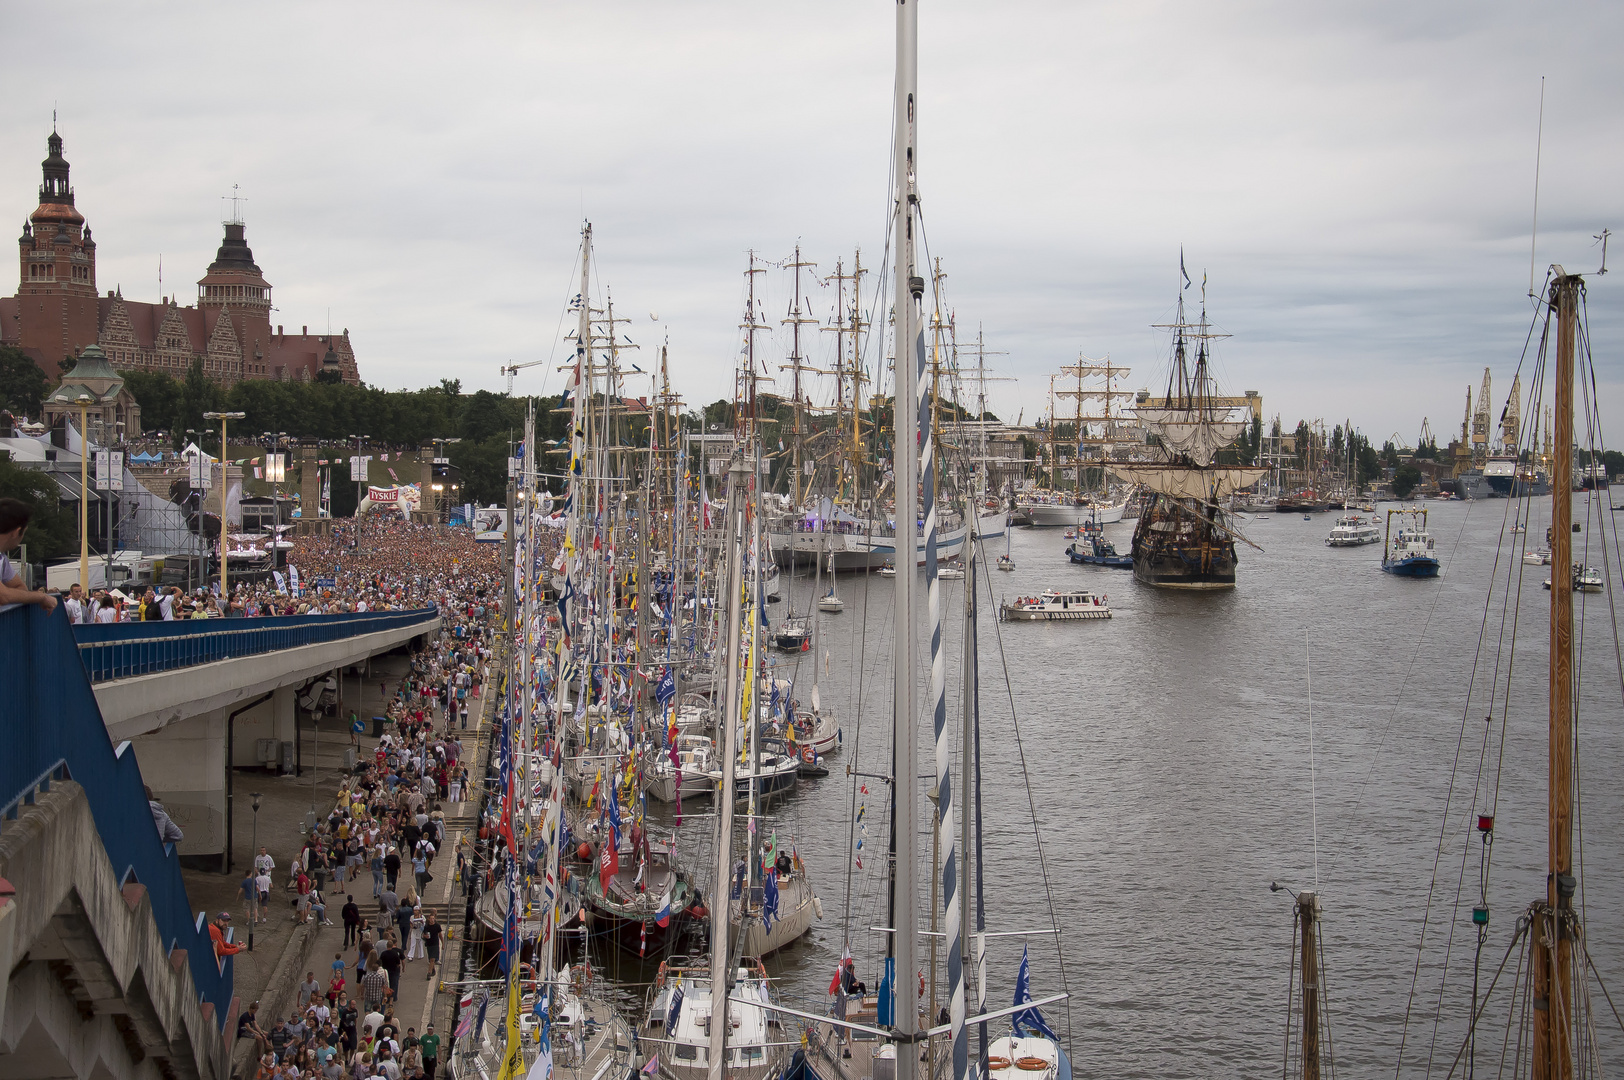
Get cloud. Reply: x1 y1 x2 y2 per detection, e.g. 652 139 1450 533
2 0 1617 444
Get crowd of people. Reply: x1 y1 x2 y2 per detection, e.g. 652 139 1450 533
216 520 507 1078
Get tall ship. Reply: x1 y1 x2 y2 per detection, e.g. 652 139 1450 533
1111 278 1263 589
1016 357 1136 526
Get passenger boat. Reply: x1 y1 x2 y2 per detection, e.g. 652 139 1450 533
999 589 1112 621
1381 507 1441 577
1325 513 1381 547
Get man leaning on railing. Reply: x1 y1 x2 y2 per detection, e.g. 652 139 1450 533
0 498 59 616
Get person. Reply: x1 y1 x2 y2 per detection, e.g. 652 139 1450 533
143 785 184 844
209 911 242 961
241 870 260 926
417 1023 440 1078
421 911 442 980
63 582 86 624
91 590 119 623
299 971 322 1008
371 846 386 898
0 499 58 615
254 867 273 924
384 846 401 891
405 906 425 962
411 851 428 895
237 1000 271 1058
378 939 404 998
360 961 388 1014
310 888 331 926
254 845 275 876
342 895 362 947
841 958 867 996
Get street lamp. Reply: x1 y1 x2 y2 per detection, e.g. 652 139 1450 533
347 434 368 546
203 411 246 601
75 393 94 592
264 432 288 568
249 792 262 950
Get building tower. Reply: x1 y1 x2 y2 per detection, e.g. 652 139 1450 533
16 128 99 373
196 202 272 383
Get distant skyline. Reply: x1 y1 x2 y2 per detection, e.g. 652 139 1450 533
2 2 1619 448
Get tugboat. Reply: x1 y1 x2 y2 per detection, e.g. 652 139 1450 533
1381 507 1441 577
1065 515 1132 568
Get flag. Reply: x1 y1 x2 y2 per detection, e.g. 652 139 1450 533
665 979 684 1032
639 921 647 957
455 989 477 1037
828 945 852 995
525 993 552 1080
655 891 671 928
607 791 623 848
654 666 676 707
598 840 619 895
762 869 780 933
586 768 601 809
1012 944 1060 1040
641 1057 659 1075
1180 247 1191 290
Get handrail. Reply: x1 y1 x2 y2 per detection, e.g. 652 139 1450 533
1 604 234 1027
72 607 440 683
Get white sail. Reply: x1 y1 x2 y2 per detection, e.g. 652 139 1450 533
1133 407 1248 467
1108 464 1267 500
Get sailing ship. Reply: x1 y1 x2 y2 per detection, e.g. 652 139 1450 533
1109 277 1264 589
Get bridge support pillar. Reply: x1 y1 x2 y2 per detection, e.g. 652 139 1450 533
130 710 228 857
273 686 297 774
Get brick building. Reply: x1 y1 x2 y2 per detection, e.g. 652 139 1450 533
1 129 361 391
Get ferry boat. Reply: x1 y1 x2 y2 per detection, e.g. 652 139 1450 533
999 589 1112 621
1544 565 1604 592
1325 513 1381 547
1381 507 1441 577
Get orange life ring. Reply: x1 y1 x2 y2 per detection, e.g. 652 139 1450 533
985 1057 1011 1071
656 961 667 989
1015 1057 1050 1071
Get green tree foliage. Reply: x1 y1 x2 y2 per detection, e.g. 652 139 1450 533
1392 462 1422 498
0 346 48 416
0 456 74 560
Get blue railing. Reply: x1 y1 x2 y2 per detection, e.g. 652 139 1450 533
72 607 440 682
1 604 235 1028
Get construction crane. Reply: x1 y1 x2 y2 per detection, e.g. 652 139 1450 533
1418 416 1434 449
501 358 550 395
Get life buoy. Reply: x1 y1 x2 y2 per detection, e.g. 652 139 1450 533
985 1057 1012 1072
1016 1057 1051 1071
656 961 667 989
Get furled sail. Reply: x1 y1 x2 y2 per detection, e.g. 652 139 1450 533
1108 464 1267 500
1133 407 1249 467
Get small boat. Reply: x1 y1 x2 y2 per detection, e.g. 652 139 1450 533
1544 565 1603 592
773 615 811 651
999 589 1112 621
876 563 896 578
1325 513 1381 547
1062 528 1077 540
937 559 966 580
795 744 828 778
997 554 1017 571
1381 507 1441 577
641 734 717 804
816 586 844 613
1511 522 1527 534
1302 514 1312 521
1523 548 1553 565
1065 516 1133 568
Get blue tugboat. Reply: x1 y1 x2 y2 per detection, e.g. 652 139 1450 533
1065 516 1133 568
1381 507 1441 577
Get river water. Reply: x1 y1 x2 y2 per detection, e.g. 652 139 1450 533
623 495 1624 1077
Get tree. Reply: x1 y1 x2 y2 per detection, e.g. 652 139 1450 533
0 346 48 417
0 457 74 560
315 369 344 385
1392 463 1422 498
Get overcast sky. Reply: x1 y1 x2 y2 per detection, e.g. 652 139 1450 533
3 1 1619 448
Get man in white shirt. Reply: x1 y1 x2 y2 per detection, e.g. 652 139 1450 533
254 847 276 876
158 587 179 620
63 583 86 624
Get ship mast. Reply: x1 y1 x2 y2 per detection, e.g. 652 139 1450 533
890 0 923 1073
782 246 818 505
1533 270 1580 1080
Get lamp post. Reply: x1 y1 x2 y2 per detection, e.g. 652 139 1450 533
76 393 94 592
264 431 287 568
348 434 368 547
432 437 462 523
203 411 246 601
249 792 262 951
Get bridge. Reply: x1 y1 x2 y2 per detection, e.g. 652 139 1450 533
72 608 440 858
0 603 439 1078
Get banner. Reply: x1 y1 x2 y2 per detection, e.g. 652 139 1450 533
368 486 400 503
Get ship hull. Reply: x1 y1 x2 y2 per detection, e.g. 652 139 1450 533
1019 500 1126 527
1130 493 1240 590
772 510 1006 569
1382 557 1440 577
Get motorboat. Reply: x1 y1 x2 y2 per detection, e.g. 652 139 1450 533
1544 565 1604 592
997 554 1016 571
1381 508 1441 577
1523 548 1553 566
1325 513 1381 547
999 589 1112 622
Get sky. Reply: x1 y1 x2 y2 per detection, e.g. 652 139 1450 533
2 1 1619 448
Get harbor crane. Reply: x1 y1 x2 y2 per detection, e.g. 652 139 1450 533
501 358 550 394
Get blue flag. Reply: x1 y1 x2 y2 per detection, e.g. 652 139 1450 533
1012 944 1059 1040
654 666 676 707
665 981 684 1032
762 870 780 933
607 790 623 849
